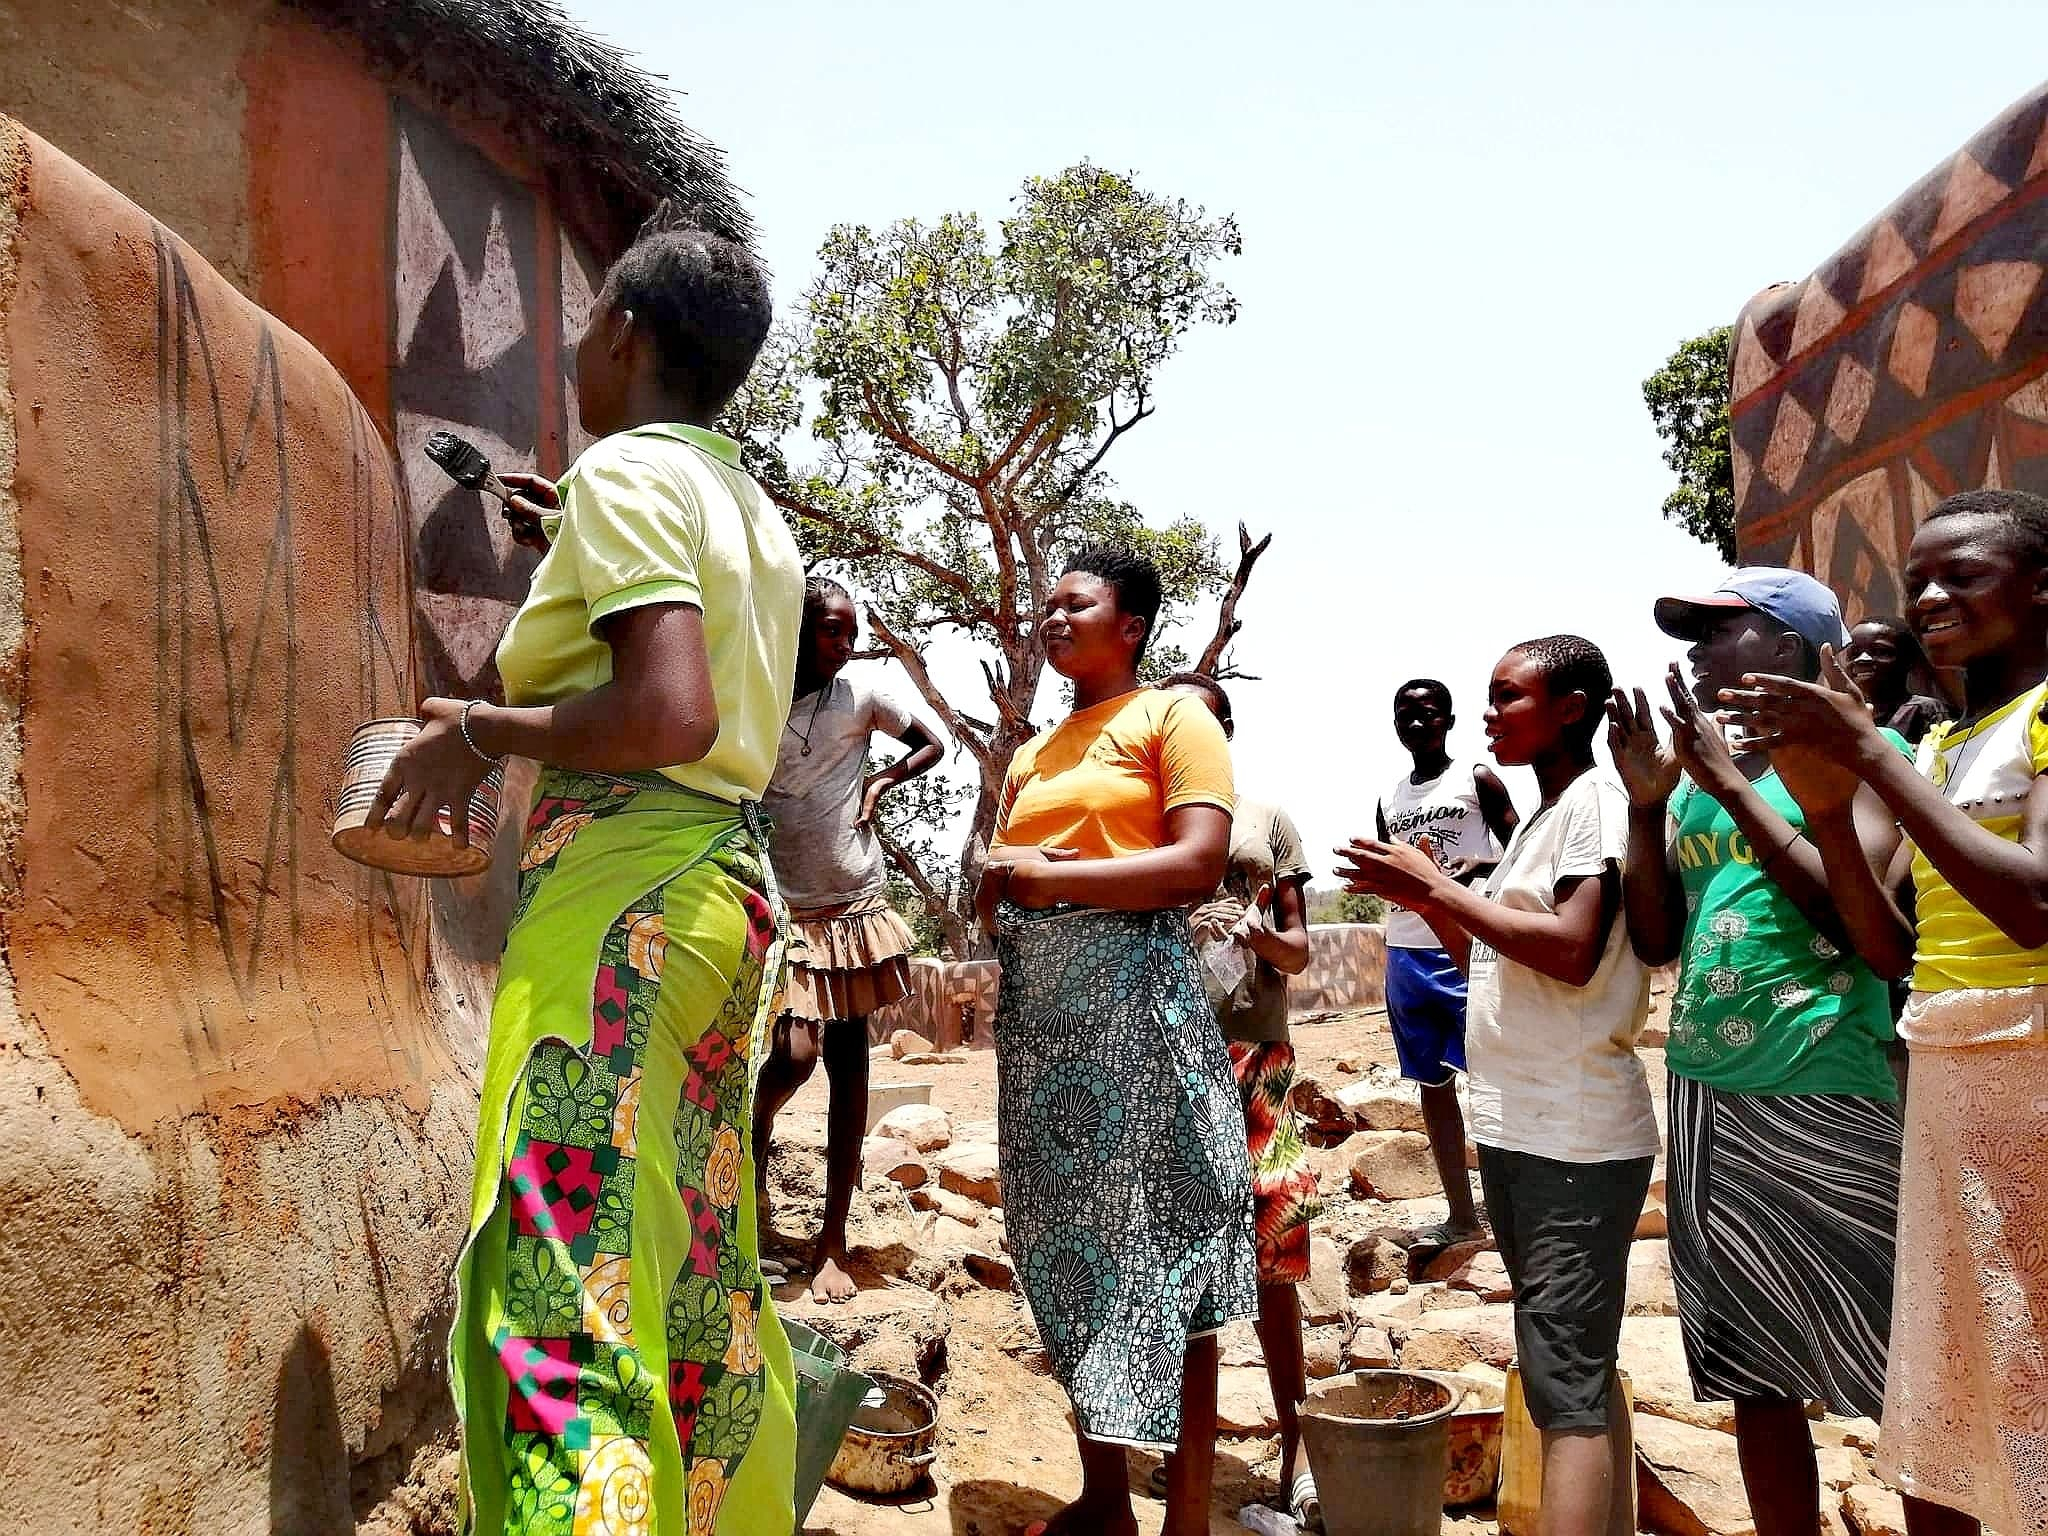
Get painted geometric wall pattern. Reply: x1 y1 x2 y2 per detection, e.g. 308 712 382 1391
392 98 601 701
1732 82 2048 621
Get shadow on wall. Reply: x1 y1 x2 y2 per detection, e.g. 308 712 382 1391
269 1324 352 1536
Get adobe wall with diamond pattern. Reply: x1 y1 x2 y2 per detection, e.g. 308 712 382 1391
1732 83 2048 617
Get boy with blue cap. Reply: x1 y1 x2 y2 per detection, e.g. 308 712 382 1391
1606 568 1913 1536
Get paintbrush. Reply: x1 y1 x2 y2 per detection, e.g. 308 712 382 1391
423 430 546 547
423 430 511 503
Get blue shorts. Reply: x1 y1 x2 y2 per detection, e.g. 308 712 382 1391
1385 946 1468 1086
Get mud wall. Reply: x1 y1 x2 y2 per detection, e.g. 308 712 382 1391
1732 83 2048 616
2 0 623 705
0 10 661 1522
0 121 505 1534
1294 923 1389 1016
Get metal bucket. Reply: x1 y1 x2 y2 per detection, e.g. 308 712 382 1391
825 1372 940 1498
331 717 502 878
784 1319 873 1523
1301 1369 1460 1536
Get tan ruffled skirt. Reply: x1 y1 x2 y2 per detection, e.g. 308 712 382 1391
1878 986 2048 1535
783 891 915 1023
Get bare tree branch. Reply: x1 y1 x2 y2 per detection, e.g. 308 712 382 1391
875 828 969 956
766 488 1000 627
866 603 995 769
1195 521 1273 677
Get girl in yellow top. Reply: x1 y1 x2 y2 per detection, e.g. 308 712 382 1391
370 216 805 1536
978 545 1256 1536
1725 488 2048 1536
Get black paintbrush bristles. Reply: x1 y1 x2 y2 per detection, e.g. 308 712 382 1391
423 430 493 490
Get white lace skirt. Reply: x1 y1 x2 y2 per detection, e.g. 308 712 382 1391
1879 988 2048 1534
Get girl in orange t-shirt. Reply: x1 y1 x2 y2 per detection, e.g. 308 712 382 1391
979 545 1254 1536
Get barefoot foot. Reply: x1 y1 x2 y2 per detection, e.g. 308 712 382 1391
810 1253 859 1304
1024 1494 1140 1536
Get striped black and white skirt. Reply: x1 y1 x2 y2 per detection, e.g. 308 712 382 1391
1665 1074 1904 1419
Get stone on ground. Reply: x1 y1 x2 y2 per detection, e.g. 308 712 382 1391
932 1142 1003 1205
1397 1301 1516 1371
1350 1290 1425 1335
1292 1074 1360 1136
1218 1319 1264 1369
1421 1284 1483 1312
1344 1324 1396 1369
1303 1323 1347 1378
1419 1236 1494 1281
1434 1246 1511 1302
1634 1414 1755 1536
1621 1316 1735 1433
908 1185 981 1224
873 1102 953 1152
863 1136 927 1189
1216 1364 1281 1435
1813 1416 1880 1453
889 1029 936 1058
1300 1236 1349 1325
779 1283 951 1379
1348 1130 1441 1201
962 1250 1015 1290
1841 1484 1907 1536
1345 1234 1407 1296
1628 1239 1678 1316
898 1051 970 1066
1816 1444 1871 1492
1348 1084 1427 1132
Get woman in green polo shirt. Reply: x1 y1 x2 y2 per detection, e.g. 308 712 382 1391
369 216 805 1536
1608 570 1915 1536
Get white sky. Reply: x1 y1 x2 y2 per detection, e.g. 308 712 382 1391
570 0 2048 881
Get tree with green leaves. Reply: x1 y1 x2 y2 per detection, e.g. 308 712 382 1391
1643 325 1737 563
727 164 1268 952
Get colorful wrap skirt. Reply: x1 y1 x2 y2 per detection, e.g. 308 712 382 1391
993 903 1259 1449
1227 1040 1323 1286
451 771 797 1536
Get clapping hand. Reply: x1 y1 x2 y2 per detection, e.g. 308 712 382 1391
1720 651 1875 819
1719 645 1874 812
1661 664 1744 800
1605 683 1680 808
1333 834 1444 910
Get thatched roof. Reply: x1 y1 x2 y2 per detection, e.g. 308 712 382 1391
283 0 752 246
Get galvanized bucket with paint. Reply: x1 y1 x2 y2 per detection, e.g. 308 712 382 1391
331 717 502 878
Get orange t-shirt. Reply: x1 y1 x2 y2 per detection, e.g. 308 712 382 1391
994 688 1234 859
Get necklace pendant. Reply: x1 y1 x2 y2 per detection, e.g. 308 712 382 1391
801 745 812 757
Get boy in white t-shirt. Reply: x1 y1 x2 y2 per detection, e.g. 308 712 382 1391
1339 634 1653 1536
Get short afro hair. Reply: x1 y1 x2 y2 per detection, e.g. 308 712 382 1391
1508 633 1612 748
1922 488 2048 569
1160 671 1234 738
1394 678 1453 713
1062 543 1164 662
599 207 772 413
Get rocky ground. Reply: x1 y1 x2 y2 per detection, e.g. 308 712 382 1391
777 993 1914 1536
353 989 1915 1536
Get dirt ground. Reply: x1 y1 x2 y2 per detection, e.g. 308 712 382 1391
776 1001 1676 1536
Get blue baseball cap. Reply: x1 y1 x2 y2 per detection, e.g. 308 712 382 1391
1654 567 1848 656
